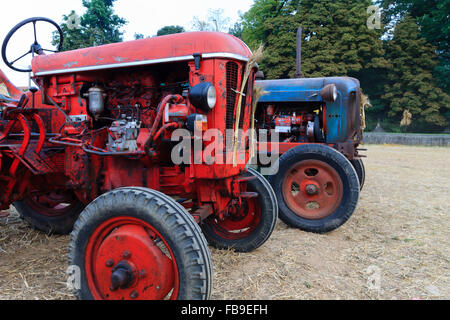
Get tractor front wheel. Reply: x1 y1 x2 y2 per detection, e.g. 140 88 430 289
201 168 278 253
69 187 212 300
269 144 360 234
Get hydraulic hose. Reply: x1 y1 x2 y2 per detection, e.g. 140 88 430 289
145 94 184 155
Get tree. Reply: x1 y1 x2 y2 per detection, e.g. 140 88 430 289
55 11 87 51
209 9 232 32
192 17 211 31
191 9 231 32
241 0 290 49
241 0 387 80
157 26 185 36
56 0 127 51
229 22 243 38
379 0 450 93
241 0 392 131
381 15 450 130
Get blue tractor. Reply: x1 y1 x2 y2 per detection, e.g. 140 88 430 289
254 27 365 234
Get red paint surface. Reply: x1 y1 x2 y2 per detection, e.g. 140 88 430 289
32 32 251 75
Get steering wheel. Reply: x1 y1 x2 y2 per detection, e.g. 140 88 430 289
2 17 63 73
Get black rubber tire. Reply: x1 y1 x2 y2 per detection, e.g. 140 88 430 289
350 159 366 191
246 167 278 218
14 196 85 235
68 187 213 300
201 169 278 253
269 144 360 234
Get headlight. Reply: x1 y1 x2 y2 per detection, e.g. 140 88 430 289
189 82 217 112
207 85 217 109
320 84 338 102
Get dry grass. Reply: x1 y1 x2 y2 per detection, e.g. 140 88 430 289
0 210 73 300
0 144 449 300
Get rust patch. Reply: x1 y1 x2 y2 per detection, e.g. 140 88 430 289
63 61 78 68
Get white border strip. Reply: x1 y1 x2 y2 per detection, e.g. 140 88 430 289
34 52 250 76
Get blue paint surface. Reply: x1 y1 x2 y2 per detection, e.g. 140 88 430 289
256 77 360 143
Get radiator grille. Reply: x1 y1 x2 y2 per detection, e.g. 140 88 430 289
226 61 239 130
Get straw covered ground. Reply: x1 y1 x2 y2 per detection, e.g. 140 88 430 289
0 144 448 300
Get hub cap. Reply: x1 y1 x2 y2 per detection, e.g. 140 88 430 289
85 217 178 300
282 160 344 220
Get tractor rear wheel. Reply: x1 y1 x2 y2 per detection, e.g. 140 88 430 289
201 168 278 253
269 144 360 234
14 191 85 235
350 159 366 191
69 187 212 300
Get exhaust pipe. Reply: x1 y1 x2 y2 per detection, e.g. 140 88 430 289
295 26 303 78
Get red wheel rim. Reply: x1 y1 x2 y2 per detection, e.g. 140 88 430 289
85 217 179 300
209 198 261 240
25 192 79 217
282 160 344 220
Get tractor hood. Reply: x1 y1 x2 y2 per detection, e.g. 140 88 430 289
255 77 360 103
32 32 252 77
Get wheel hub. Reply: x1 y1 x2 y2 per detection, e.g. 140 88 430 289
228 199 250 222
305 183 320 196
282 160 344 220
110 261 135 291
91 224 175 300
210 197 261 240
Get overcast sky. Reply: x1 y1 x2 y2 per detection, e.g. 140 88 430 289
0 0 254 87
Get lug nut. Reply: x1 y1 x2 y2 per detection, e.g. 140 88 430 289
106 259 115 268
122 251 132 259
130 291 139 299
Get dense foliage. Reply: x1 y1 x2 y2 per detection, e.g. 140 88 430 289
241 0 387 79
241 0 449 132
156 26 185 37
380 0 449 94
381 15 449 131
56 0 126 51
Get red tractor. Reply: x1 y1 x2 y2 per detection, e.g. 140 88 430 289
0 17 278 300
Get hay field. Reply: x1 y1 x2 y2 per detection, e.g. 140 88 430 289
0 145 448 300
